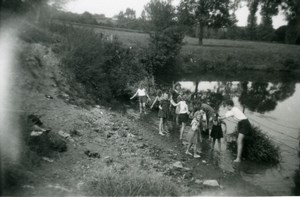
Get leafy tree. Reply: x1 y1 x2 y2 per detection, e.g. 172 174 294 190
144 0 184 77
177 0 234 45
246 0 259 40
177 0 196 36
145 0 177 32
124 8 136 19
281 0 300 44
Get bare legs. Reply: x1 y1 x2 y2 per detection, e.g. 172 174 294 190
180 122 186 142
234 133 245 162
211 138 222 151
185 130 201 158
139 102 143 114
139 102 147 114
159 118 165 136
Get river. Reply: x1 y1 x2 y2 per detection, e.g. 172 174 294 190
175 71 300 195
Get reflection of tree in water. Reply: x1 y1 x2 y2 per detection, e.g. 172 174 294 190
238 82 296 113
193 81 295 113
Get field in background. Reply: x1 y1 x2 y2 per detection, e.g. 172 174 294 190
65 22 300 72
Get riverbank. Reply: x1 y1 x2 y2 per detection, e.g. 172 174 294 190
59 21 300 73
1 27 271 195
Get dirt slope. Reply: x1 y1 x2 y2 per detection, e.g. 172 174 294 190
3 36 270 196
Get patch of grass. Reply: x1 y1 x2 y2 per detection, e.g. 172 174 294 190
84 170 179 196
19 22 55 44
228 125 280 164
66 24 300 72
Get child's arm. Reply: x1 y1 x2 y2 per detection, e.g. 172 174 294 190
130 90 138 100
221 121 227 133
170 99 179 106
146 93 151 101
150 97 158 109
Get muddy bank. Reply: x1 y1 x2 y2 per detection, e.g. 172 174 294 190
1 35 271 196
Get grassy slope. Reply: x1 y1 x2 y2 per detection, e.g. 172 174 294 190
71 23 300 72
3 22 270 196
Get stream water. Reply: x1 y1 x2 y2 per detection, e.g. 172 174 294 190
176 71 300 195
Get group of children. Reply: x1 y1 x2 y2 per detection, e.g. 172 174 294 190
131 83 252 163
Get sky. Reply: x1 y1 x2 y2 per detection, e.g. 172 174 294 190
64 0 287 28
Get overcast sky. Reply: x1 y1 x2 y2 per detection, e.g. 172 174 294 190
64 0 287 28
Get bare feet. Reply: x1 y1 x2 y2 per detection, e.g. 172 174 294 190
185 151 193 156
193 154 201 158
159 132 165 136
196 150 202 154
233 158 241 163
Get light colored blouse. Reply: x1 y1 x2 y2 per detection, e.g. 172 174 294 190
225 107 247 121
137 88 146 96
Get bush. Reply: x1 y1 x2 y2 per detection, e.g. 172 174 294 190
282 58 298 71
19 23 54 44
84 170 179 196
49 24 149 102
228 125 280 163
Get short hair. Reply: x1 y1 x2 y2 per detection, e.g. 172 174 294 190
225 100 234 107
174 83 181 89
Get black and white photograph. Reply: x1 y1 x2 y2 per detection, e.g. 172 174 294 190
1 0 300 196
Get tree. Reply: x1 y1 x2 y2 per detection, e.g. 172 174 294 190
281 0 300 44
144 0 184 77
246 0 260 40
145 0 176 31
177 0 234 45
177 0 196 36
124 8 136 19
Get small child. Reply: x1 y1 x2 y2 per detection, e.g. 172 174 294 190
130 83 151 115
151 89 169 136
210 113 227 151
185 110 202 158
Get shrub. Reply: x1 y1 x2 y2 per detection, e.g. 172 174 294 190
228 125 280 163
282 58 298 71
84 170 179 196
19 23 54 44
49 24 149 102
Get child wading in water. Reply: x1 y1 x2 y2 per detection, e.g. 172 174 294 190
211 113 227 151
151 89 169 136
185 110 202 158
171 96 190 143
220 100 252 163
130 84 151 115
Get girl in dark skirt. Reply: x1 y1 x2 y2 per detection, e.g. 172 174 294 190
210 113 226 151
151 89 170 136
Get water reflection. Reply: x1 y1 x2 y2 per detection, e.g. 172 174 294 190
178 79 300 195
180 81 296 114
239 82 296 113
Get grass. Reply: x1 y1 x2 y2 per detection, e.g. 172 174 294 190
83 169 179 196
62 22 300 72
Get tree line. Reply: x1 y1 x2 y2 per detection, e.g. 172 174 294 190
2 0 299 45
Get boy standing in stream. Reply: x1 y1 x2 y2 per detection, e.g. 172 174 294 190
220 100 252 163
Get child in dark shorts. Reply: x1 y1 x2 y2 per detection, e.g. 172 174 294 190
220 100 252 163
171 96 190 143
130 83 151 115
